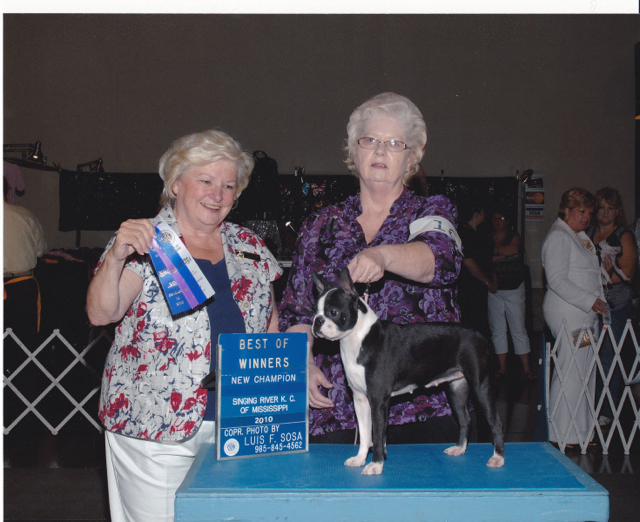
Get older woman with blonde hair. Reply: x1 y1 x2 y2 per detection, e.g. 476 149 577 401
542 187 607 450
87 129 282 522
279 92 465 446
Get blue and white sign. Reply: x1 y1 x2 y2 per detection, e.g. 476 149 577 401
216 333 309 460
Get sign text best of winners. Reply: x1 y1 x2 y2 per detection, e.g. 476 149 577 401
216 332 309 460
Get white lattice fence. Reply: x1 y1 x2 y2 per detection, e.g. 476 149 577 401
3 328 112 435
546 319 640 454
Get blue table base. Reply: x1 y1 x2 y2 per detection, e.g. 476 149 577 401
176 442 608 522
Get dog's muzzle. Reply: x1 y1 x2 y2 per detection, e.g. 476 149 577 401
312 316 325 338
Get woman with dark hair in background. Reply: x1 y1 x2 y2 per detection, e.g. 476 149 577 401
488 209 534 382
458 203 496 343
587 187 637 429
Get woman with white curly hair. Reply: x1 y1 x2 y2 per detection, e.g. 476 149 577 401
280 92 466 445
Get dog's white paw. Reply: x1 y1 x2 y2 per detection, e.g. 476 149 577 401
345 456 367 467
487 455 505 468
444 445 466 457
361 462 383 475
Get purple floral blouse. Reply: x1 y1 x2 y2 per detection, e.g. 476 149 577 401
96 205 282 441
278 188 462 436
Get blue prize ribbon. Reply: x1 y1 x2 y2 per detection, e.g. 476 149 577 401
148 223 215 316
150 244 201 308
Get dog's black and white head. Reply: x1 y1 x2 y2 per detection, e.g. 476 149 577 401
312 267 368 341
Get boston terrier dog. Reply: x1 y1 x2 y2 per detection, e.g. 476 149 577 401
312 267 505 475
597 234 630 285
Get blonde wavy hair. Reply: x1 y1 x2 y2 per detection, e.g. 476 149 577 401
557 187 597 219
158 129 254 207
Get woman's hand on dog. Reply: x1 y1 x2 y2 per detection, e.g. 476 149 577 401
347 248 385 284
309 363 334 409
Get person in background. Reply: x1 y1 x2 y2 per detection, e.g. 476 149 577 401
634 216 640 311
458 203 496 342
279 92 465 444
542 187 607 449
3 160 26 203
488 209 534 382
3 176 47 336
406 163 429 197
632 216 640 407
586 187 637 429
86 130 282 522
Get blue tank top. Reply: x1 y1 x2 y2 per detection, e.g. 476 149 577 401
196 258 246 420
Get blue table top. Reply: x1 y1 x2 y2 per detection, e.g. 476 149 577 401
183 442 596 493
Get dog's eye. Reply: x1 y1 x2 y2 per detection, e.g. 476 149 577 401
328 309 339 318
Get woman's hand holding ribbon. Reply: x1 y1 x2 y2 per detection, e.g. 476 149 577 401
111 219 157 261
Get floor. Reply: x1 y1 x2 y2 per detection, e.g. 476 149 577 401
4 329 640 521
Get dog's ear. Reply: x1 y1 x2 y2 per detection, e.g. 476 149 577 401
312 271 327 295
339 267 358 297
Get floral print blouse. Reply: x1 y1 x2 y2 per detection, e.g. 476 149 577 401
97 205 282 441
278 188 462 436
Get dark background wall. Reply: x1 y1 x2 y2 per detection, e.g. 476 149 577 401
4 14 639 287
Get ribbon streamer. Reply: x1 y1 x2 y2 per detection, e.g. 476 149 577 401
148 221 215 316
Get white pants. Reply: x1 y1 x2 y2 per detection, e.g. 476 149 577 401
487 282 530 355
543 296 598 445
105 421 216 522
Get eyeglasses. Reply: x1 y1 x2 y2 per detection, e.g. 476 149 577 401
357 137 410 152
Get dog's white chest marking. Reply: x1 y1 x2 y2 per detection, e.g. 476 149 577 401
341 348 366 393
339 306 377 394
